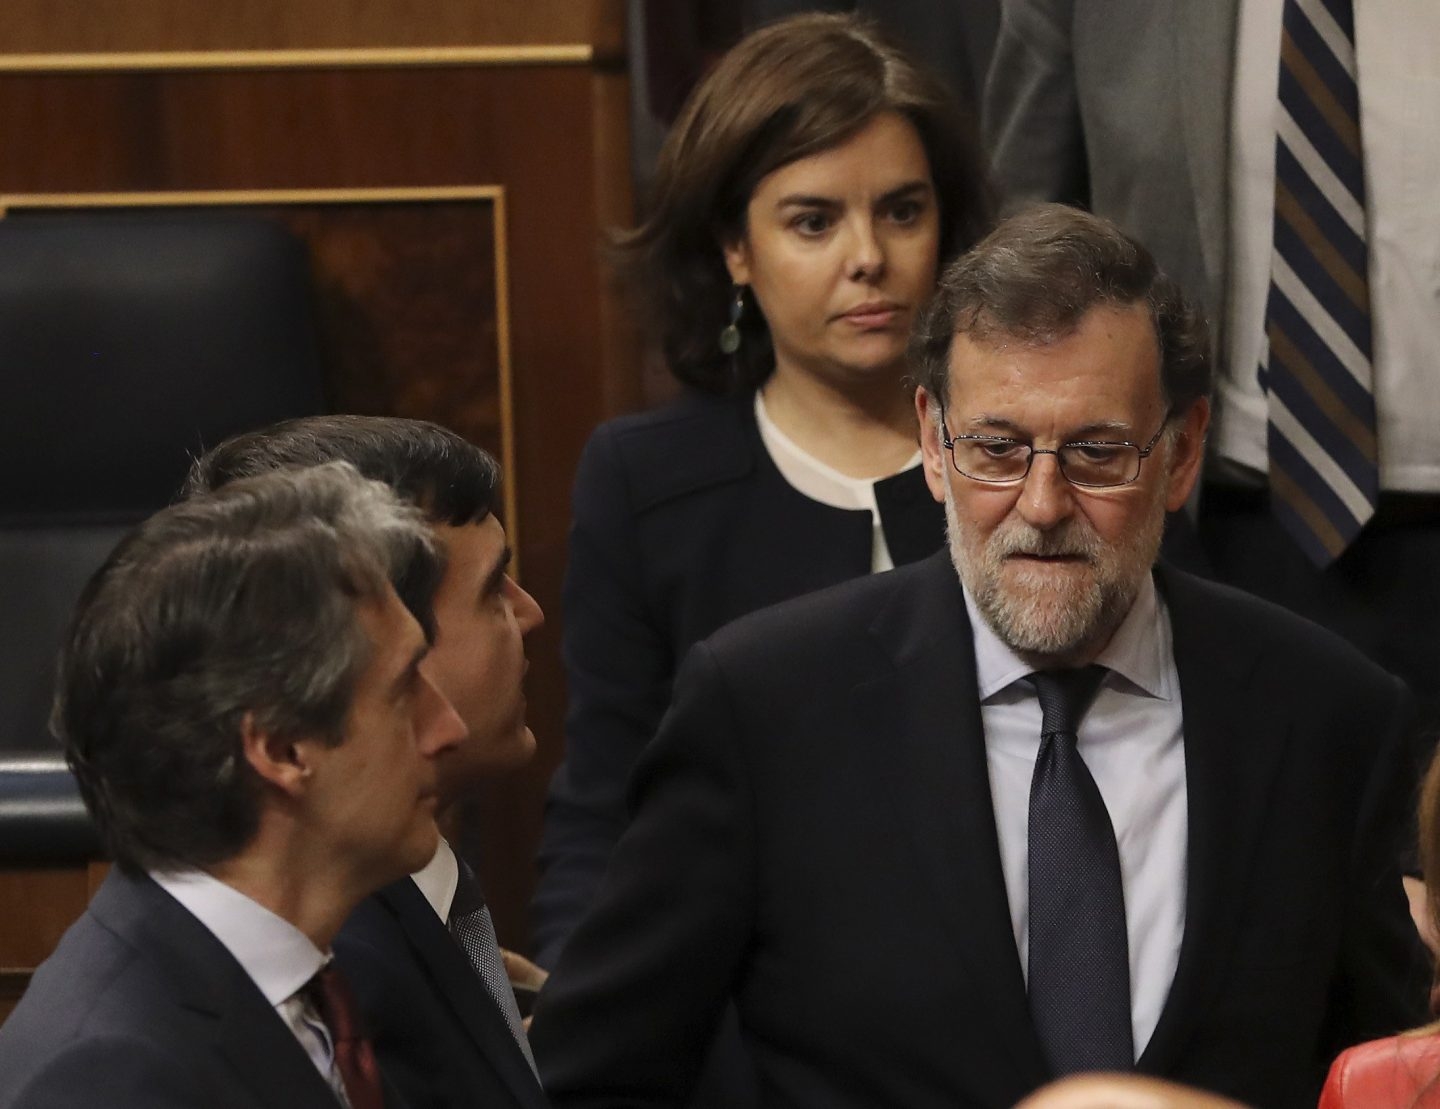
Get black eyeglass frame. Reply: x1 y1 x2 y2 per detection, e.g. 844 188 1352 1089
937 403 1173 488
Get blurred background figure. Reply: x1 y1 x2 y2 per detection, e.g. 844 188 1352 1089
1015 1075 1250 1109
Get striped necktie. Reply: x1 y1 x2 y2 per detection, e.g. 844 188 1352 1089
1260 0 1375 567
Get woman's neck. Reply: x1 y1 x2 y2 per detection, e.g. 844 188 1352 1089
760 363 919 479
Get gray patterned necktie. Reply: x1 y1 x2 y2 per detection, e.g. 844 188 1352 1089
449 860 538 1074
1025 666 1133 1075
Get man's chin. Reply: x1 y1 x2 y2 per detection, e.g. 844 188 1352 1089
981 586 1107 660
385 820 443 885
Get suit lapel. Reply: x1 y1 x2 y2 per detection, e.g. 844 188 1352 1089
91 870 342 1107
850 553 1049 1086
377 879 544 1107
1173 0 1241 313
1138 568 1296 1074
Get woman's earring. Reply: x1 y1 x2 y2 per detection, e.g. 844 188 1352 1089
718 285 745 354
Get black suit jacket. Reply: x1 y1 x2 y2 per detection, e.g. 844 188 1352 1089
530 552 1429 1109
334 875 549 1109
0 869 352 1108
533 391 944 965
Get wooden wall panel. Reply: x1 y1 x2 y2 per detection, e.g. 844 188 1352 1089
0 50 635 952
1 0 625 55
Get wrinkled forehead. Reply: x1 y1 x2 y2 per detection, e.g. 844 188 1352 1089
943 302 1165 425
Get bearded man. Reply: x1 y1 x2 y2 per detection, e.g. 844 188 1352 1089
528 205 1427 1109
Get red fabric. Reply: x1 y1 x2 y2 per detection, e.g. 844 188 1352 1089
308 964 386 1109
1320 1034 1440 1108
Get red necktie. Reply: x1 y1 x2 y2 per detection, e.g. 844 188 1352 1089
306 964 386 1109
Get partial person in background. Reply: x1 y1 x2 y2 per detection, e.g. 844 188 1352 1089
535 16 992 1104
0 464 464 1107
1319 746 1440 1108
1016 1075 1249 1109
534 7 992 974
188 417 548 1109
984 0 1440 731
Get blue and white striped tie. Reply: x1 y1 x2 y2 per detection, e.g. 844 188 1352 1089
1260 0 1375 567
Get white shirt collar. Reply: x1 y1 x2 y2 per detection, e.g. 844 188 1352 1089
753 390 921 510
149 867 326 1006
409 836 459 921
964 571 1175 702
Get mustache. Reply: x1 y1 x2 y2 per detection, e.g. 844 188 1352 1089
990 520 1101 561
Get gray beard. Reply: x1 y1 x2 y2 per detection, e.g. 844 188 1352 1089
942 480 1163 663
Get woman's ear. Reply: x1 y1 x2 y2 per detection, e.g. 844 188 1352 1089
722 235 752 286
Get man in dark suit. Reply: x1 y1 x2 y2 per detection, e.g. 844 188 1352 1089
188 416 549 1109
0 463 466 1106
529 206 1428 1109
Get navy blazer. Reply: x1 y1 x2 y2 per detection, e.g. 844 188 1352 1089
533 391 945 965
335 875 549 1109
532 553 1429 1109
0 869 353 1108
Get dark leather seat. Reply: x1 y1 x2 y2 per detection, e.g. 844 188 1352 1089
0 212 327 862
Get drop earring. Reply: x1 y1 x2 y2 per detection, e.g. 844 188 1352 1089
718 285 745 354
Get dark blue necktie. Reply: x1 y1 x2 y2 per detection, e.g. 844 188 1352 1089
1026 666 1133 1075
1261 0 1375 566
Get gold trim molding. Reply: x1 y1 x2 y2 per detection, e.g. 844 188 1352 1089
0 44 592 74
0 185 521 567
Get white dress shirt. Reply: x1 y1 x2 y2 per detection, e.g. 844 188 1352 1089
1222 0 1440 491
410 836 460 921
754 391 921 572
967 574 1188 1057
150 868 346 1102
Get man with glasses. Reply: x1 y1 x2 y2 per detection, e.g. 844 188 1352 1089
531 205 1426 1109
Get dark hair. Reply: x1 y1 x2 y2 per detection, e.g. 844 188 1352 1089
185 415 500 639
1420 750 1440 972
54 463 436 874
911 203 1212 415
618 12 994 395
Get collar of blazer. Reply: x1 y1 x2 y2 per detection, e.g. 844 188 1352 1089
90 869 352 1107
371 877 547 1107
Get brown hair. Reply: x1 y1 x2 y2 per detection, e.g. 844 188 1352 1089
617 12 993 395
911 203 1212 416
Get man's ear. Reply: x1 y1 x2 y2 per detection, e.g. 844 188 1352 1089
240 712 312 799
1164 397 1211 512
914 387 950 505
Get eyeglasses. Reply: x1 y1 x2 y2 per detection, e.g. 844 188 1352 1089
939 406 1171 488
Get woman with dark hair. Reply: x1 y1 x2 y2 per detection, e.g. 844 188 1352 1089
1319 750 1440 1107
533 12 993 966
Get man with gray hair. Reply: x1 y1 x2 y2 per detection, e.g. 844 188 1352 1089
0 463 465 1107
187 415 548 1109
531 205 1426 1109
